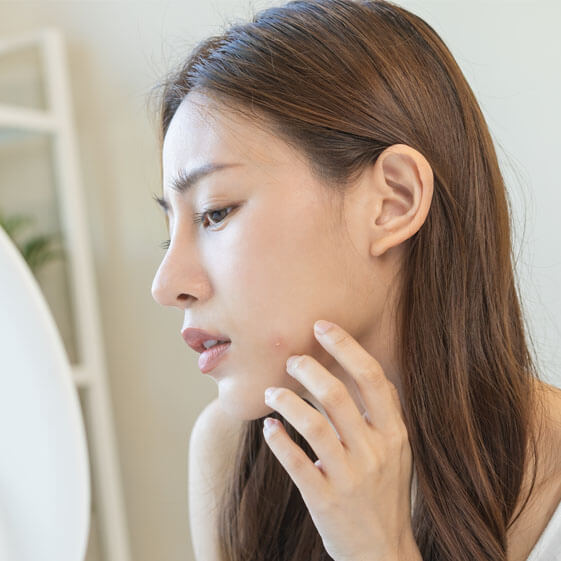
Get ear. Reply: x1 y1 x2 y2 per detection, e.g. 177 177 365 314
369 144 433 257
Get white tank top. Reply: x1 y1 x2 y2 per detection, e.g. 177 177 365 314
526 496 561 560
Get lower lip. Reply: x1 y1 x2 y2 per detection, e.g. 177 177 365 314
198 342 231 373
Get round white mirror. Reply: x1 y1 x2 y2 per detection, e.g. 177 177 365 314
0 226 90 561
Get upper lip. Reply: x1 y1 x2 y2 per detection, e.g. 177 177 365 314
181 327 231 353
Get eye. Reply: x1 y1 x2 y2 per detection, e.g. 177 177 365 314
193 205 236 229
159 205 237 251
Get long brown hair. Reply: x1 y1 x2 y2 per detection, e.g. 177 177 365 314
154 1 549 559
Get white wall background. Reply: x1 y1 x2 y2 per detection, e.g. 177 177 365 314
0 1 559 560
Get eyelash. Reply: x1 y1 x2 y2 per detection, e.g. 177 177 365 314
159 205 236 250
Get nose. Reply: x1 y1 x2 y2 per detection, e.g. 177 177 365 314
152 258 185 308
151 239 202 309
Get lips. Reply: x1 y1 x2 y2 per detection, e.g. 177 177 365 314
181 327 231 353
198 341 231 373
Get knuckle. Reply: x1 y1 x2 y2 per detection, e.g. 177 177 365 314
361 448 384 476
303 414 328 440
286 450 308 472
319 380 347 409
356 362 382 387
365 460 383 479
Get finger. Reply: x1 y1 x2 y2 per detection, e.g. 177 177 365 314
285 355 371 456
262 416 327 504
264 386 348 478
313 320 403 434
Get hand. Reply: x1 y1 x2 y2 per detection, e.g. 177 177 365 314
262 320 420 561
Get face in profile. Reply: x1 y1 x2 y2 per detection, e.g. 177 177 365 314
151 90 395 421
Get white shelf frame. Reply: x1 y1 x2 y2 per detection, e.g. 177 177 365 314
0 29 132 561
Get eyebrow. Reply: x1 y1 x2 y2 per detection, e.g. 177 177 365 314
153 162 243 214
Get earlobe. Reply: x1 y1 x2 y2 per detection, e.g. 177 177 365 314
370 144 433 257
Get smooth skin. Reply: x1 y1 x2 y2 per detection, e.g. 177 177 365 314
151 90 433 424
151 90 561 561
151 89 429 560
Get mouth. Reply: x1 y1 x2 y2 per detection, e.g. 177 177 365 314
181 327 231 352
196 339 231 353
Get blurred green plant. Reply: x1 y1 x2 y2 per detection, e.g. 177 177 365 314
0 207 65 275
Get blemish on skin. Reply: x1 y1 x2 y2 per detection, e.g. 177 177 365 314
271 335 284 349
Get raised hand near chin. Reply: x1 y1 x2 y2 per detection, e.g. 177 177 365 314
262 319 421 561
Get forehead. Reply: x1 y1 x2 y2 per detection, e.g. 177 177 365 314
162 92 288 182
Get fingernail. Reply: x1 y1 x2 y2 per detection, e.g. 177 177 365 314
263 417 278 436
264 387 277 402
286 355 301 370
314 320 333 334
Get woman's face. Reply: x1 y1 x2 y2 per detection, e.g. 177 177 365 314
151 91 398 421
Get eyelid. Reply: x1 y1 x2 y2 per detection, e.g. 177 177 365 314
194 205 237 229
159 204 238 251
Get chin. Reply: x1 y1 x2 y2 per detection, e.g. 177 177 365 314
216 391 273 422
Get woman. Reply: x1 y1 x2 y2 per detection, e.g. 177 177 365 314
150 1 561 559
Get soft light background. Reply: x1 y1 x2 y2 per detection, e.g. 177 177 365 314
0 1 559 560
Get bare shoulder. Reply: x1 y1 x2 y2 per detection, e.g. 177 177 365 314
188 399 245 561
